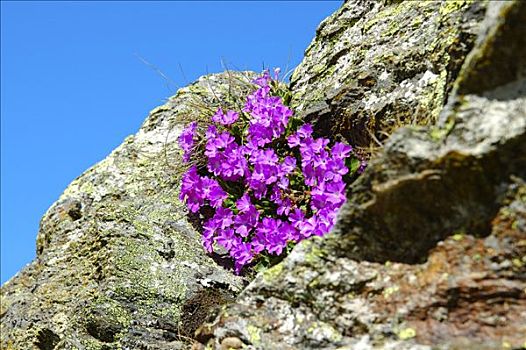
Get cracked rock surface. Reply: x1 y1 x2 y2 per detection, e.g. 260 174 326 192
201 1 526 349
2 1 526 350
290 0 487 148
1 73 254 350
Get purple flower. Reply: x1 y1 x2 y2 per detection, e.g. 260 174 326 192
324 181 347 205
253 218 288 255
178 122 197 162
287 133 301 148
234 206 259 238
288 208 305 229
317 208 337 233
302 163 317 186
312 152 330 170
206 125 218 139
250 148 278 166
269 185 282 202
211 108 225 124
297 124 313 139
252 70 271 87
212 108 239 125
281 222 300 241
280 156 297 175
358 160 368 174
311 137 329 153
225 110 240 124
299 138 315 164
248 123 273 147
251 163 278 186
241 140 258 156
201 177 227 208
202 236 214 253
247 177 267 199
202 218 220 253
299 216 320 238
179 166 204 213
311 186 329 211
230 241 254 273
178 69 357 275
216 228 236 251
214 207 233 229
277 176 289 190
277 197 292 216
206 133 247 181
236 194 252 213
260 219 288 255
216 131 236 150
331 142 353 160
324 158 348 182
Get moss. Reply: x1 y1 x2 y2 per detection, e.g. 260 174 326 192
303 239 326 264
112 237 186 303
439 0 472 16
427 118 447 140
312 63 326 75
398 327 416 340
363 17 380 34
308 277 320 289
74 179 96 197
246 325 261 345
95 201 138 223
307 322 342 343
426 69 449 124
512 258 523 268
262 263 284 283
131 218 154 237
452 233 464 241
383 285 399 298
82 296 132 348
364 0 413 34
411 16 423 29
188 83 210 96
381 1 423 37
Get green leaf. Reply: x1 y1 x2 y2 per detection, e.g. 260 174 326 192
348 157 361 174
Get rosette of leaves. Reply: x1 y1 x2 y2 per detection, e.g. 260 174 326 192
179 69 364 273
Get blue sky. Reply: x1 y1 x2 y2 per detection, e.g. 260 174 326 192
1 1 342 283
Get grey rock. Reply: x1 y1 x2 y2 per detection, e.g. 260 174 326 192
290 0 487 148
1 72 255 350
3 0 526 349
202 1 526 349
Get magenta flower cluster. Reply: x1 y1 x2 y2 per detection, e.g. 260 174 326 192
178 70 357 273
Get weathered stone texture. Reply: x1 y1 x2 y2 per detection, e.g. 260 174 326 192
1 73 253 350
201 1 526 349
290 0 487 149
3 1 526 350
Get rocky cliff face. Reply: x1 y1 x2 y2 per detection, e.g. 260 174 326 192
2 1 525 350
1 75 253 350
200 1 526 349
290 0 487 148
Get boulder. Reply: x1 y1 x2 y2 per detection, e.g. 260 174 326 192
1 73 253 350
3 0 526 349
201 1 526 349
290 0 487 148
